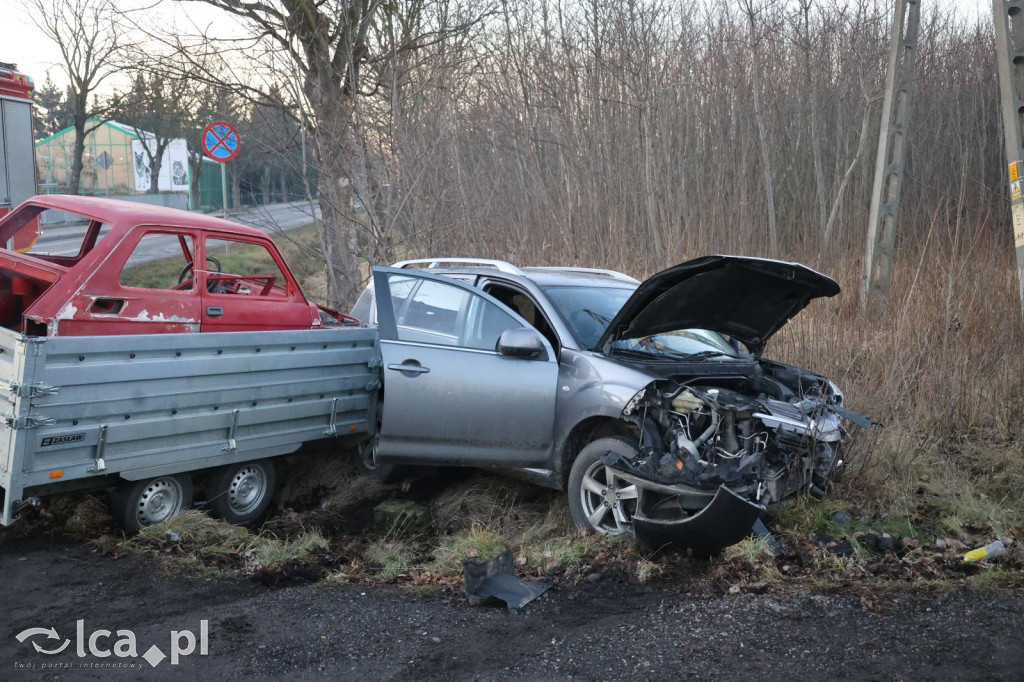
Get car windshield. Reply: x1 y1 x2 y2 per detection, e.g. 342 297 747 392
543 285 738 358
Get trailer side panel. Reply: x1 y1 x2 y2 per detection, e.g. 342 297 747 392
0 326 379 524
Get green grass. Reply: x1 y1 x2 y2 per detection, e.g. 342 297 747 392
364 539 415 580
244 528 329 571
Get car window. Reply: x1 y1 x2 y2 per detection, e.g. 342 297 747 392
388 273 520 350
463 295 520 351
205 238 289 298
119 232 195 290
482 282 560 353
397 278 467 343
349 282 375 322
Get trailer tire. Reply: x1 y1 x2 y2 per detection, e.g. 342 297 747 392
204 459 277 526
112 474 194 532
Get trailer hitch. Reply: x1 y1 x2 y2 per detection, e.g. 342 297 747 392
12 497 41 517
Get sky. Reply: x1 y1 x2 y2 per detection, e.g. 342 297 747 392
5 0 246 88
3 0 994 91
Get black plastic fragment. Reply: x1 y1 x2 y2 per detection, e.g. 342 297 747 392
753 518 784 556
633 485 765 558
463 550 549 614
833 404 873 428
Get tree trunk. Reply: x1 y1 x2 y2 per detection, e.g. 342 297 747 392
147 140 168 195
279 168 288 203
68 117 87 195
312 121 363 309
190 155 204 210
262 165 272 205
748 11 778 258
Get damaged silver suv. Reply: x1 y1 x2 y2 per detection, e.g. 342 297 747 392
351 256 867 554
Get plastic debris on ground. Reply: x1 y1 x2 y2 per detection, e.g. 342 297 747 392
463 550 549 614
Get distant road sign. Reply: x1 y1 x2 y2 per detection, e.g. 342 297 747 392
201 121 240 162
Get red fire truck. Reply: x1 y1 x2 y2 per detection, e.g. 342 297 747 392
0 63 38 251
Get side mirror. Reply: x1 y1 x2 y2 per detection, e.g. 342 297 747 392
497 327 545 359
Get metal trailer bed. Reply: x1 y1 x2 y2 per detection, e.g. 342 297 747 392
0 326 380 525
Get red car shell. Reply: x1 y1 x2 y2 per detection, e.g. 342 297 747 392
0 195 354 336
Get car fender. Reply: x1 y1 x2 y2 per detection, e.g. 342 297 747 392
552 351 657 472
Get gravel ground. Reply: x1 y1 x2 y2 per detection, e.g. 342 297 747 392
1 533 1021 681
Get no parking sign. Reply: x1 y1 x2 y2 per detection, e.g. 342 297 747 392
201 121 240 162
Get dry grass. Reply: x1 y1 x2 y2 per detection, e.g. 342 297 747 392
135 510 250 550
755 234 1024 538
425 483 606 577
276 452 392 512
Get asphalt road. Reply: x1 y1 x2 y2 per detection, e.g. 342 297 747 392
30 202 320 263
2 532 1022 681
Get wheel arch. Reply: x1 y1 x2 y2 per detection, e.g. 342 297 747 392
555 416 637 488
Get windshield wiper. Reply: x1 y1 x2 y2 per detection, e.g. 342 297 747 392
682 350 735 361
581 308 611 323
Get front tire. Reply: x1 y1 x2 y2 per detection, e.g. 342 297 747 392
204 459 276 526
567 436 640 535
112 474 194 532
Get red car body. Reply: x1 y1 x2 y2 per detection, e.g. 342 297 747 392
0 195 351 337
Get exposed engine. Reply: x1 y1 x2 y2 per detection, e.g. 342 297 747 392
615 365 853 512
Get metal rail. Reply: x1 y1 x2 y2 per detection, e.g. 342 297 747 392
392 258 525 275
525 267 640 283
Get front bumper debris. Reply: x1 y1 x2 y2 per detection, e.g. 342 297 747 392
463 550 549 613
633 485 765 557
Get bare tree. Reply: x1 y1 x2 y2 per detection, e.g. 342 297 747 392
26 0 120 195
741 0 779 257
112 70 198 194
182 0 486 307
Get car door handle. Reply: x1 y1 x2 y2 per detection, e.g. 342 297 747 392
206 306 224 317
387 362 430 375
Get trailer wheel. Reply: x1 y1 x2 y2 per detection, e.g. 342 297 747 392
112 474 194 532
204 459 276 526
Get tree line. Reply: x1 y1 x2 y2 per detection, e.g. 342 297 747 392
25 0 1007 308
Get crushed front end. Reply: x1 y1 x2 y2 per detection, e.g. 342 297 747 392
607 363 864 555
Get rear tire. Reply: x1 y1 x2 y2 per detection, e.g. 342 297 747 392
112 474 194 532
204 459 276 526
354 398 402 483
567 436 640 536
355 434 402 483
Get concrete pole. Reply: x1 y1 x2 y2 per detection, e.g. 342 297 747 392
992 0 1024 316
861 0 920 306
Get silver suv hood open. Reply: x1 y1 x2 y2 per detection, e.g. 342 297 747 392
596 255 841 355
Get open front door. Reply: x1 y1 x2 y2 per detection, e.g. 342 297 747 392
372 267 558 466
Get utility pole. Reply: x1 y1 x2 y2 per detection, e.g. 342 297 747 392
992 0 1024 316
861 0 920 306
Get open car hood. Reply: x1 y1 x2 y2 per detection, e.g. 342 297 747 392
596 255 840 355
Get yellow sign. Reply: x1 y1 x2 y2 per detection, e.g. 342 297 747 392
1011 161 1020 182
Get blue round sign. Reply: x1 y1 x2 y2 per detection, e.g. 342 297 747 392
201 121 240 162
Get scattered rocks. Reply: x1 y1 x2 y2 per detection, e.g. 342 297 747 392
832 511 853 527
855 531 899 554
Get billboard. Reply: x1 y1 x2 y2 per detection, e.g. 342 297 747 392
131 137 190 193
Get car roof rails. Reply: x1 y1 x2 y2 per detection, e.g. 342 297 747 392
391 258 525 276
525 267 640 283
